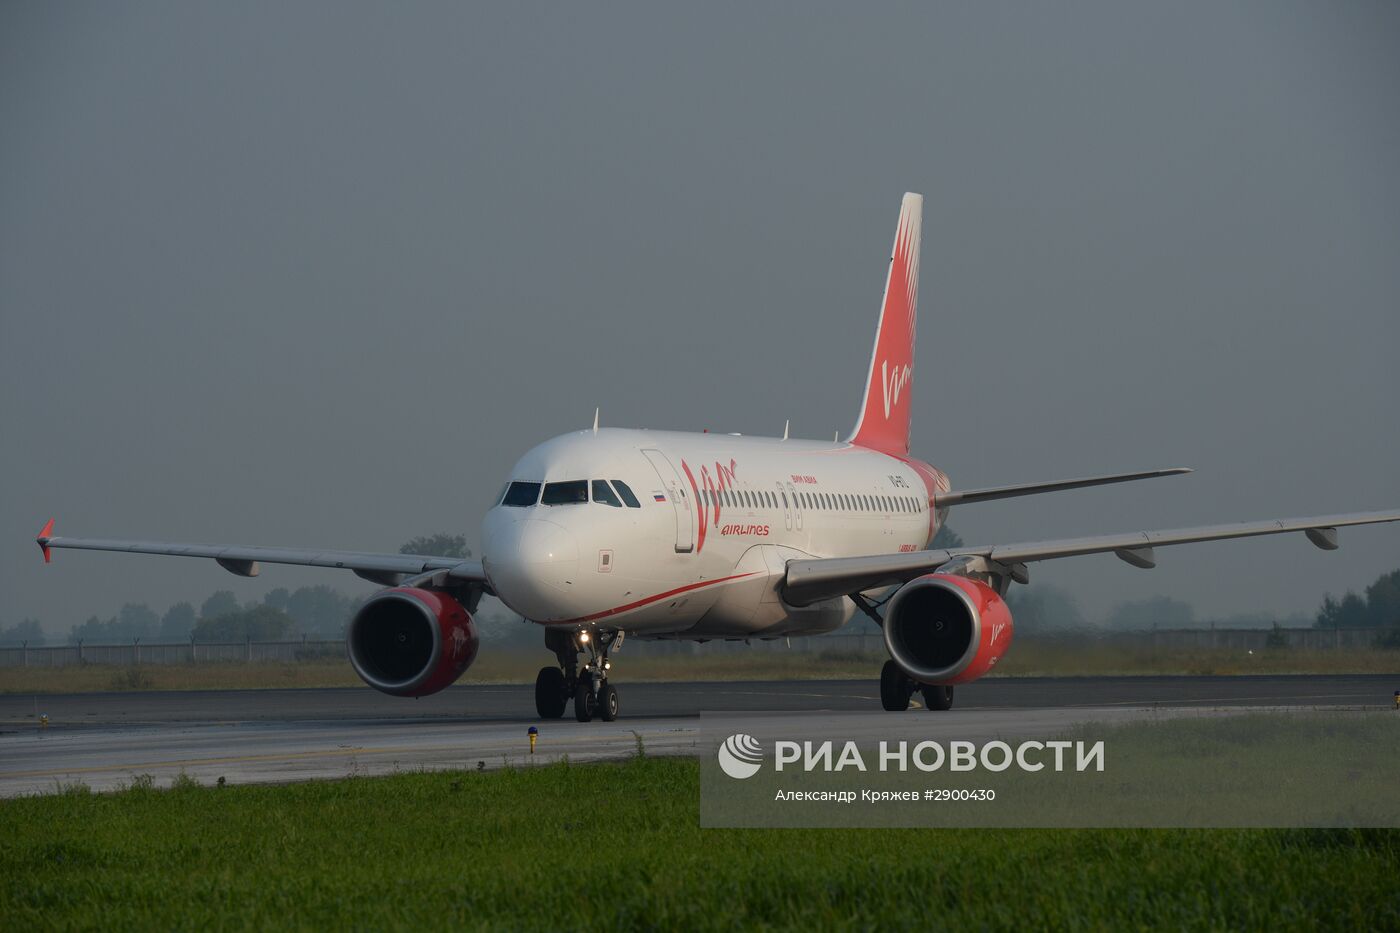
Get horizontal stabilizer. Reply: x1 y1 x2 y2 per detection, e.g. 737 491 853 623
937 468 1192 507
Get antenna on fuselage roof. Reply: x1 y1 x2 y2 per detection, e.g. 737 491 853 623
783 420 789 441
592 408 599 435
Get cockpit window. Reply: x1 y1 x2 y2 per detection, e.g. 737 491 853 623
611 479 642 508
502 481 541 507
592 480 623 508
542 480 589 505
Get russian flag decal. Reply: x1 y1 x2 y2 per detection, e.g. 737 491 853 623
654 493 667 502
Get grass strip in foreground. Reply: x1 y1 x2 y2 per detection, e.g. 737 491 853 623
2 757 1397 930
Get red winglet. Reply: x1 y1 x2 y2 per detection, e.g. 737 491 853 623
37 518 54 563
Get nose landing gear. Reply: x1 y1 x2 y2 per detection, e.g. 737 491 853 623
536 626 622 722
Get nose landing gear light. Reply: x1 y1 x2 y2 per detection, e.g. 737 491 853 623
537 626 623 722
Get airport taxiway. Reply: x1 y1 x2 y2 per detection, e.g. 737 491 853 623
0 675 1394 797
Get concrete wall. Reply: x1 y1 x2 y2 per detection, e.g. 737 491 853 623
0 639 345 668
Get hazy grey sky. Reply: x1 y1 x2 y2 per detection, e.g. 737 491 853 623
3 2 1397 634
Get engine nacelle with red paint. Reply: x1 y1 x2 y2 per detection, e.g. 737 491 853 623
882 574 1013 685
347 587 480 697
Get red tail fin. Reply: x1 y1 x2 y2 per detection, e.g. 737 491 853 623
848 192 922 456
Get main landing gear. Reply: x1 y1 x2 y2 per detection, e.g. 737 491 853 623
880 660 954 712
535 626 623 722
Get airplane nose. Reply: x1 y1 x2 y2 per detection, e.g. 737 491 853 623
483 518 580 621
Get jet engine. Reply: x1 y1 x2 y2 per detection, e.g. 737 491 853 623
882 574 1013 685
347 587 480 697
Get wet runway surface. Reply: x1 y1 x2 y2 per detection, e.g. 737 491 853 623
1 675 1394 797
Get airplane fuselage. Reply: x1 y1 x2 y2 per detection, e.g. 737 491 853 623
481 428 950 639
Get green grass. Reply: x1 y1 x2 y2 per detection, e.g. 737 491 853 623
2 758 1397 930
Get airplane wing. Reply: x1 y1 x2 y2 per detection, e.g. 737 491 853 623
782 509 1400 606
936 467 1191 507
34 520 489 589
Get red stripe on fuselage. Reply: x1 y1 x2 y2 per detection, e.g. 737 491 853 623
680 459 706 553
550 572 758 625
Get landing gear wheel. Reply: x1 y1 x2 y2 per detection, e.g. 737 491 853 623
534 667 567 719
598 683 619 722
921 684 954 711
574 682 597 722
880 660 912 711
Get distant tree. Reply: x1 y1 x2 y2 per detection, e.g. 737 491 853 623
262 587 292 612
200 590 241 621
118 603 159 634
192 605 294 642
930 525 964 550
1336 592 1367 628
285 585 356 636
399 534 472 559
1363 570 1400 628
1210 610 1310 629
0 619 46 646
1316 594 1342 629
1105 595 1195 631
69 616 103 644
1315 570 1400 629
1315 592 1368 629
159 602 197 641
1006 585 1088 632
68 605 159 643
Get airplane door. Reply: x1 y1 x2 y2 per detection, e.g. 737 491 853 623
785 482 803 532
776 482 792 531
641 449 695 553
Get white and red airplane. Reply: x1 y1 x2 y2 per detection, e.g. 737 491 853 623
36 193 1400 721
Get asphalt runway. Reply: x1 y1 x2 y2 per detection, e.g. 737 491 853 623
2 674 1395 725
1 675 1394 798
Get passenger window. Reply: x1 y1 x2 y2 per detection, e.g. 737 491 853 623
781 492 789 508
592 480 623 508
502 481 542 507
542 480 589 505
611 479 642 508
